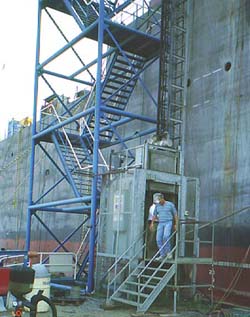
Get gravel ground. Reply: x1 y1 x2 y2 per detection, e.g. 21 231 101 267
0 295 207 317
0 293 216 317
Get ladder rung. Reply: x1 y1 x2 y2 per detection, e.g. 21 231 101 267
171 102 184 108
173 54 185 61
174 25 186 32
171 84 184 90
170 118 182 124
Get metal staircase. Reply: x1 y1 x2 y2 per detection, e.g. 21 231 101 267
28 0 161 293
59 142 93 196
110 259 176 312
105 230 178 312
86 51 147 143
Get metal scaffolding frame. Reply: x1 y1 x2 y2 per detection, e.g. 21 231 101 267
25 0 161 292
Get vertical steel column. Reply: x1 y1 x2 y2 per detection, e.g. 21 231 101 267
25 0 41 260
87 0 105 293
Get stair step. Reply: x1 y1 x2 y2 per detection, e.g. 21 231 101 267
113 65 135 73
117 54 144 63
102 91 128 100
111 296 138 307
105 98 127 106
73 1 99 26
110 72 136 81
134 274 162 281
118 289 148 298
104 84 132 93
109 78 135 87
138 265 169 273
125 281 155 289
115 60 143 69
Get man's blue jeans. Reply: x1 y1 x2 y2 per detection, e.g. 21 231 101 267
156 221 172 257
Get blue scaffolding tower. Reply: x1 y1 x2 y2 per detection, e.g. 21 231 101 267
26 0 161 292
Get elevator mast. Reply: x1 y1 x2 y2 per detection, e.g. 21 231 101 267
157 0 186 149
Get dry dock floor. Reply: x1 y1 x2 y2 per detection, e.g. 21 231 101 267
0 295 222 317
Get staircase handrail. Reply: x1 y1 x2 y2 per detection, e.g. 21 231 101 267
76 210 99 259
106 230 146 298
139 244 177 295
46 100 108 172
137 231 177 305
106 229 146 274
181 206 250 262
111 1 153 30
80 116 109 171
107 241 147 297
137 230 177 280
76 227 90 258
107 242 148 301
197 206 250 230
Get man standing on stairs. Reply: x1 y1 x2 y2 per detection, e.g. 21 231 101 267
150 193 178 261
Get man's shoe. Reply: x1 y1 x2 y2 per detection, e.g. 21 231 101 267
166 253 173 259
155 256 163 261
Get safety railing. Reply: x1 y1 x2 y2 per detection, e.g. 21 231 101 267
106 229 146 301
137 230 177 303
0 255 26 267
38 252 78 280
109 144 145 170
109 142 179 171
179 218 215 259
111 0 161 36
106 228 178 302
40 99 109 172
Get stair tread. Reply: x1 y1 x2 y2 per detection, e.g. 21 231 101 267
108 78 135 86
133 274 162 280
125 281 155 289
111 297 138 307
114 61 142 69
104 84 131 92
102 91 128 99
112 65 136 73
138 265 169 273
118 289 148 297
110 72 136 81
117 54 145 63
105 98 127 105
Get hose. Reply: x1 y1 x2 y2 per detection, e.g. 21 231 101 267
29 290 57 317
